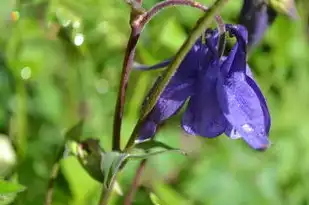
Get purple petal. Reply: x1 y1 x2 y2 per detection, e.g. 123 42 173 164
182 55 226 138
219 25 249 78
133 58 172 71
138 75 193 140
245 64 253 78
217 71 270 150
246 75 271 134
219 43 238 76
138 38 207 140
138 121 157 141
225 123 242 140
238 0 277 48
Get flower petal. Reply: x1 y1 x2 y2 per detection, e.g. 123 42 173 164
138 120 157 141
238 0 277 48
217 71 270 150
182 61 226 138
138 37 208 140
133 58 172 71
182 38 226 138
225 123 242 140
246 74 271 134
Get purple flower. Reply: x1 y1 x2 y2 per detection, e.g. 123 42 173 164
238 0 298 49
238 0 277 48
138 25 271 150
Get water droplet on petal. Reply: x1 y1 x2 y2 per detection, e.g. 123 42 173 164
230 127 242 139
242 123 253 133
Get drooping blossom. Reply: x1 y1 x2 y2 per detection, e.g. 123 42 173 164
137 25 271 150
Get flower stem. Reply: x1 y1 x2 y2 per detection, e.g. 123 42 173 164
112 0 225 152
44 145 65 205
112 28 140 151
124 159 147 205
125 0 229 150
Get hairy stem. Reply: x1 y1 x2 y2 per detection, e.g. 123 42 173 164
125 0 229 150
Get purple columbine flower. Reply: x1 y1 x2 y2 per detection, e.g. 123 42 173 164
138 25 271 150
238 0 298 49
238 0 277 48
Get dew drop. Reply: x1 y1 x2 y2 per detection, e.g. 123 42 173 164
242 123 253 133
230 127 242 139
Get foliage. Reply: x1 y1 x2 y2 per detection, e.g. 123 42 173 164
0 0 308 204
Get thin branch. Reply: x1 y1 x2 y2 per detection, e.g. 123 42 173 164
137 0 226 56
44 162 60 205
124 159 147 205
136 0 224 33
112 29 140 151
44 146 65 205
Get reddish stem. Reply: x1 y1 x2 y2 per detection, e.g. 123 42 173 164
112 27 140 151
113 0 225 151
124 159 147 205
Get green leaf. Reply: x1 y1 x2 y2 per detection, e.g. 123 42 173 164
0 179 26 194
134 139 179 151
149 192 163 205
99 143 186 196
101 152 128 189
128 149 186 160
132 140 187 157
75 139 105 182
64 120 84 141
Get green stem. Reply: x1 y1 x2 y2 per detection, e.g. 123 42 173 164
125 0 229 150
44 146 64 205
98 178 116 205
15 80 27 157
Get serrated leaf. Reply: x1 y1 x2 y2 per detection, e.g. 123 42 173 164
64 120 84 141
0 180 26 194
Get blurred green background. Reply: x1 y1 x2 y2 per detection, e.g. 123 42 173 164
1 0 309 204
